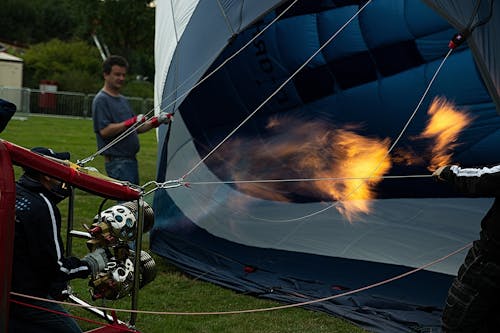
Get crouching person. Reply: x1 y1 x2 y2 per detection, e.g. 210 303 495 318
9 147 107 333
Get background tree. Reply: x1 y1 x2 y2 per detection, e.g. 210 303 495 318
1 0 156 94
0 0 77 45
71 0 156 80
0 1 37 45
23 40 102 93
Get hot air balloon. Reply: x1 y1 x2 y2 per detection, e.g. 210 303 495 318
151 1 500 332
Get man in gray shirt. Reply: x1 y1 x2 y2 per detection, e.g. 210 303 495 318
92 55 171 184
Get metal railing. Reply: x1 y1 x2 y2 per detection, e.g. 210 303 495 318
0 86 154 118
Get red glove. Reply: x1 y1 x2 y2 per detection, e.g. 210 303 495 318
123 114 146 128
150 112 173 128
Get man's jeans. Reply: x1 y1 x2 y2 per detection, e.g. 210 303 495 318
105 157 139 185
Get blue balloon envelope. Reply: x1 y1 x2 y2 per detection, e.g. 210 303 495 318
152 1 500 332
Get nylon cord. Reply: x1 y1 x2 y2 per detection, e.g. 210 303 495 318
177 5 453 225
78 0 301 166
182 0 374 179
11 3 480 327
9 242 471 316
144 2 452 224
242 48 454 224
186 174 432 186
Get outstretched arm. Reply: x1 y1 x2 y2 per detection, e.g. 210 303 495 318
434 164 500 197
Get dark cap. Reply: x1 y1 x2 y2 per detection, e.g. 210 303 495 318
31 147 70 160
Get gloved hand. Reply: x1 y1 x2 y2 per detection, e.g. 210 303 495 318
123 114 147 128
432 165 448 180
82 248 109 277
150 112 173 128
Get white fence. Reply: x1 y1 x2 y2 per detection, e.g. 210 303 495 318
0 86 154 118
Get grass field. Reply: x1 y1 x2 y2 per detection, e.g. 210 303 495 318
1 114 367 333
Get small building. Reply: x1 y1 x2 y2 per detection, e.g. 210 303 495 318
0 52 24 110
0 52 23 87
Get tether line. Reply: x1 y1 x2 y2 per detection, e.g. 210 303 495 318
182 0 374 179
9 242 471 316
78 0 300 166
186 174 432 186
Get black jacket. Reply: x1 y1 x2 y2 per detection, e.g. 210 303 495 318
440 165 500 241
11 175 90 297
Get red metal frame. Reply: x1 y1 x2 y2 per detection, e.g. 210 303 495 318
2 140 141 201
0 139 142 333
0 141 16 333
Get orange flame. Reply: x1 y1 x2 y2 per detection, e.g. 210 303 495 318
419 97 472 171
210 97 470 221
315 128 391 222
214 117 392 222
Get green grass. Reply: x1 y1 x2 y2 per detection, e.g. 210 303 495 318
1 115 368 333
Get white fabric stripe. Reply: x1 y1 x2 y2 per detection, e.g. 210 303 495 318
154 0 199 115
40 193 63 267
450 164 500 177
